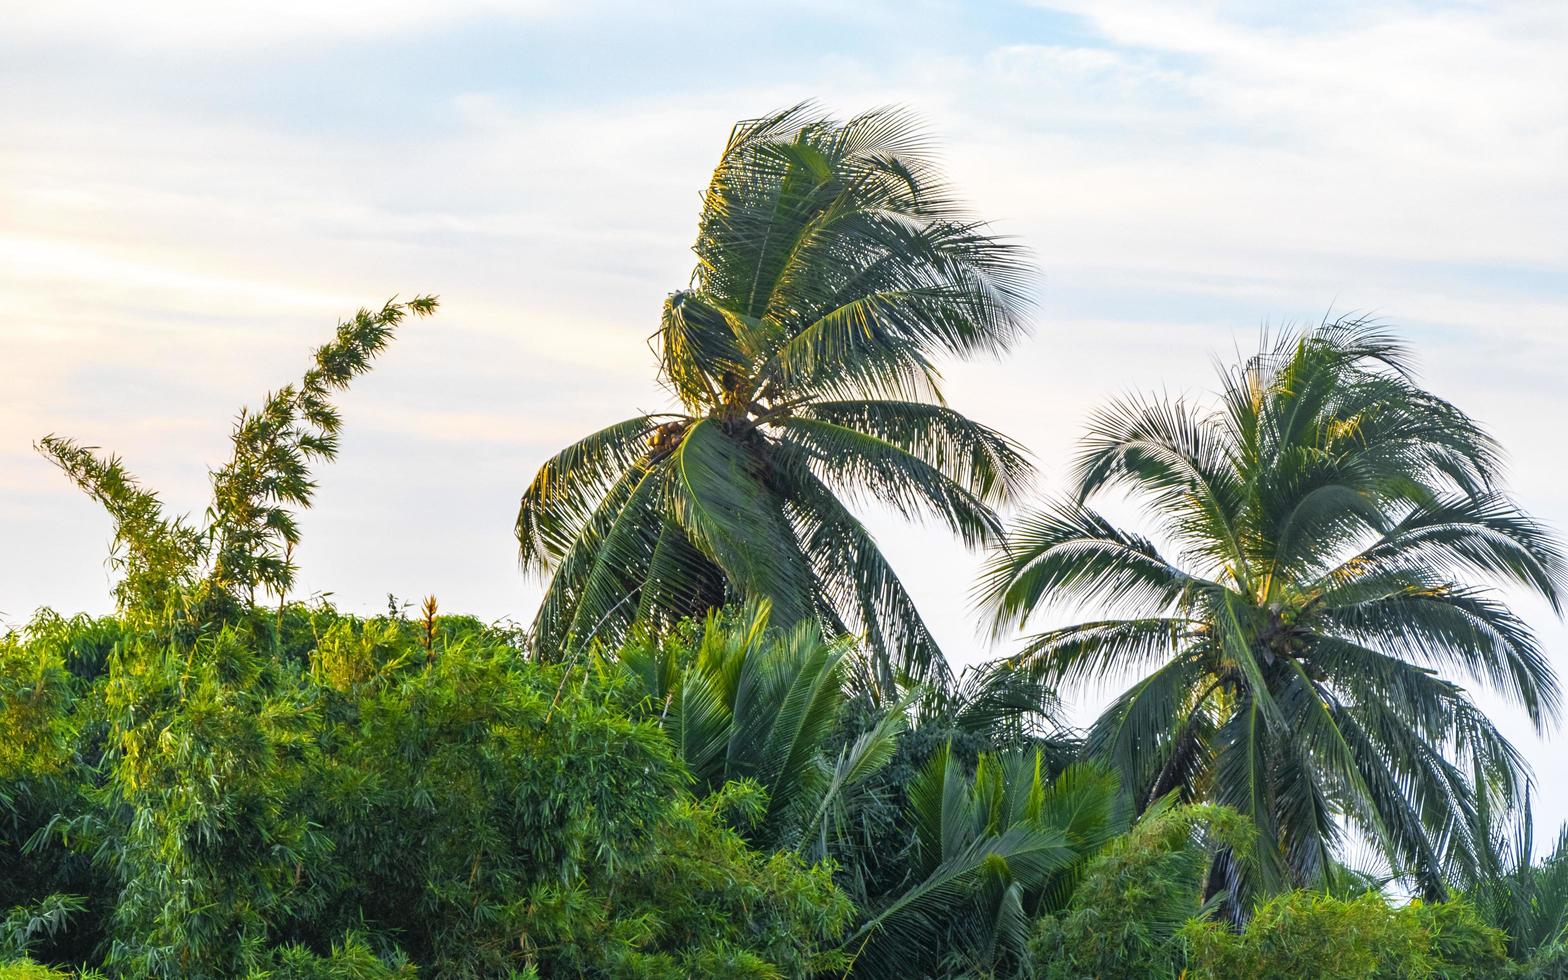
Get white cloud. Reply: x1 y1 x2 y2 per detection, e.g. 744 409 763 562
4 0 568 49
946 2 1568 278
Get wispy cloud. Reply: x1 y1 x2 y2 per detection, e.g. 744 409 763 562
5 0 570 49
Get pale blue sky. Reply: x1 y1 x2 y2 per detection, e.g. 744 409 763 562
3 0 1566 829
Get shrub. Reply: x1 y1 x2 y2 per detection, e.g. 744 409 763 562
1181 890 1508 979
0 607 851 977
0 961 105 980
0 617 109 965
1027 802 1248 980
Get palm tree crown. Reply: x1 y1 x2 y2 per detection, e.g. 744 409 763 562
981 320 1565 900
519 104 1033 681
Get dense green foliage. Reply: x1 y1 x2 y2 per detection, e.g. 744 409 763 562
1 607 854 977
1182 891 1509 978
1027 801 1249 978
15 605 1540 979
10 109 1568 977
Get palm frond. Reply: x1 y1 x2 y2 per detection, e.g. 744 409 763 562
774 416 1004 546
666 419 815 627
516 414 671 571
979 502 1218 634
796 398 1033 501
778 450 949 685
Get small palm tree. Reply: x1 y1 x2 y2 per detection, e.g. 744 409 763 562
1468 793 1568 968
608 601 908 858
517 104 1033 682
844 747 1128 977
981 320 1564 900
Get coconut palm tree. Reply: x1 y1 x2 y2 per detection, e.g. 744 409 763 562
980 320 1565 901
518 104 1032 681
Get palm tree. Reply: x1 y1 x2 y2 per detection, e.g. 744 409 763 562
843 747 1128 977
607 601 908 859
1477 825 1568 970
1468 792 1568 968
980 320 1564 901
517 104 1033 682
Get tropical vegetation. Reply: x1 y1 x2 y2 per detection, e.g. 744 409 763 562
5 108 1567 978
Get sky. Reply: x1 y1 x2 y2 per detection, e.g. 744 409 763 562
3 1 1567 830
